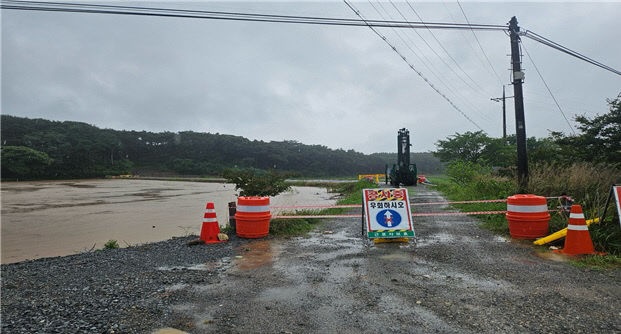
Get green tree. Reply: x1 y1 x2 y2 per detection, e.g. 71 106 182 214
1 146 53 178
435 131 491 163
551 93 621 164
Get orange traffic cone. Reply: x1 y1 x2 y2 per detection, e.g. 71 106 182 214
558 204 595 255
200 202 224 244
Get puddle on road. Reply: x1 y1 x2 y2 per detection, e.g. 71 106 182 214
157 258 232 272
415 232 510 247
294 230 365 262
233 240 283 271
533 250 570 262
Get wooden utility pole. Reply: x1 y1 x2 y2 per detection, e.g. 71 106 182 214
509 16 528 192
491 85 514 140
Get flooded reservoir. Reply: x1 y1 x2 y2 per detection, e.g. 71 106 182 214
1 179 336 263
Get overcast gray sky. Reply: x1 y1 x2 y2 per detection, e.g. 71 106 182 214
2 1 620 153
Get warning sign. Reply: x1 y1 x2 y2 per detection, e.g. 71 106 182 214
363 188 414 238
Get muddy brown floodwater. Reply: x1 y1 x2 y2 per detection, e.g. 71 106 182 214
0 179 336 264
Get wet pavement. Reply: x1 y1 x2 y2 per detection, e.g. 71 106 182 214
163 185 621 333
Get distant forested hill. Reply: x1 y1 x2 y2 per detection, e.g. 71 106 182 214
1 115 443 179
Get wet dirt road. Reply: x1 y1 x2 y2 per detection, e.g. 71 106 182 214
1 179 335 263
167 186 621 333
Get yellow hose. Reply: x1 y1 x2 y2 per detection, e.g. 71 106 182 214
533 218 599 245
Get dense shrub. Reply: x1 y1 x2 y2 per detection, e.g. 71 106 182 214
222 168 291 196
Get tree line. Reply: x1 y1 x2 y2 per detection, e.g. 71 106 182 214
0 115 445 179
434 93 620 168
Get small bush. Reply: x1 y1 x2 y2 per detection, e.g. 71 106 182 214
446 160 492 186
222 168 291 196
104 240 119 249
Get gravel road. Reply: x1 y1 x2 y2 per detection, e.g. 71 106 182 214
2 185 620 333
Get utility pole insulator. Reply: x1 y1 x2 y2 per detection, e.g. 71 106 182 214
509 16 529 192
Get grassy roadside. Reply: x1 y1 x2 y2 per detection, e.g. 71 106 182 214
269 180 377 236
428 175 621 269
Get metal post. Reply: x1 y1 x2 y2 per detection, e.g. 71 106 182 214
599 185 616 224
509 16 529 192
228 201 237 232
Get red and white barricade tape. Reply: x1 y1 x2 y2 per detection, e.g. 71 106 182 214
271 196 570 211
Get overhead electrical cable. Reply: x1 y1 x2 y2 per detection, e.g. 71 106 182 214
522 30 621 76
343 0 485 131
0 0 508 30
4 0 618 78
369 0 493 124
521 42 576 134
401 0 490 95
366 0 494 124
442 1 498 85
456 0 504 85
376 0 485 100
369 1 486 107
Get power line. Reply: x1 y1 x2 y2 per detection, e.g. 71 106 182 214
375 0 487 103
522 30 621 76
0 0 508 31
402 0 489 94
521 42 576 134
456 0 504 84
343 0 485 131
366 0 494 124
442 2 499 85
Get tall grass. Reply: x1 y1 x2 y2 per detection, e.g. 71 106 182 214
528 162 620 219
527 162 621 255
432 161 621 255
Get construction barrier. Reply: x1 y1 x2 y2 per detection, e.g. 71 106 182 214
235 196 271 238
358 174 384 183
200 202 225 244
271 196 569 210
506 194 550 239
271 196 568 220
533 217 599 245
554 204 595 255
271 210 539 219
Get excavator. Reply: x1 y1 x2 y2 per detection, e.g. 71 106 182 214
385 128 417 187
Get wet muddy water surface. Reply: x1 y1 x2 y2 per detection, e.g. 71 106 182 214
1 179 335 263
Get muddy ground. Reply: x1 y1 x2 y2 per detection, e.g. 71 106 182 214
2 185 620 333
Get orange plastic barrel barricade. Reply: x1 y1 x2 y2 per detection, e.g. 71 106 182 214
235 196 271 238
506 194 550 239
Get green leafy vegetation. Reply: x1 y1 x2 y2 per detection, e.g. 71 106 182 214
222 168 291 196
103 240 119 249
571 255 621 270
431 93 621 259
269 179 377 236
1 146 53 179
1 115 443 179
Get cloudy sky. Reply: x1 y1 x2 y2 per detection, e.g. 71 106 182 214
2 1 620 153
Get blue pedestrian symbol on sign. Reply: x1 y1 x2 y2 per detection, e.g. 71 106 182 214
376 209 402 228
